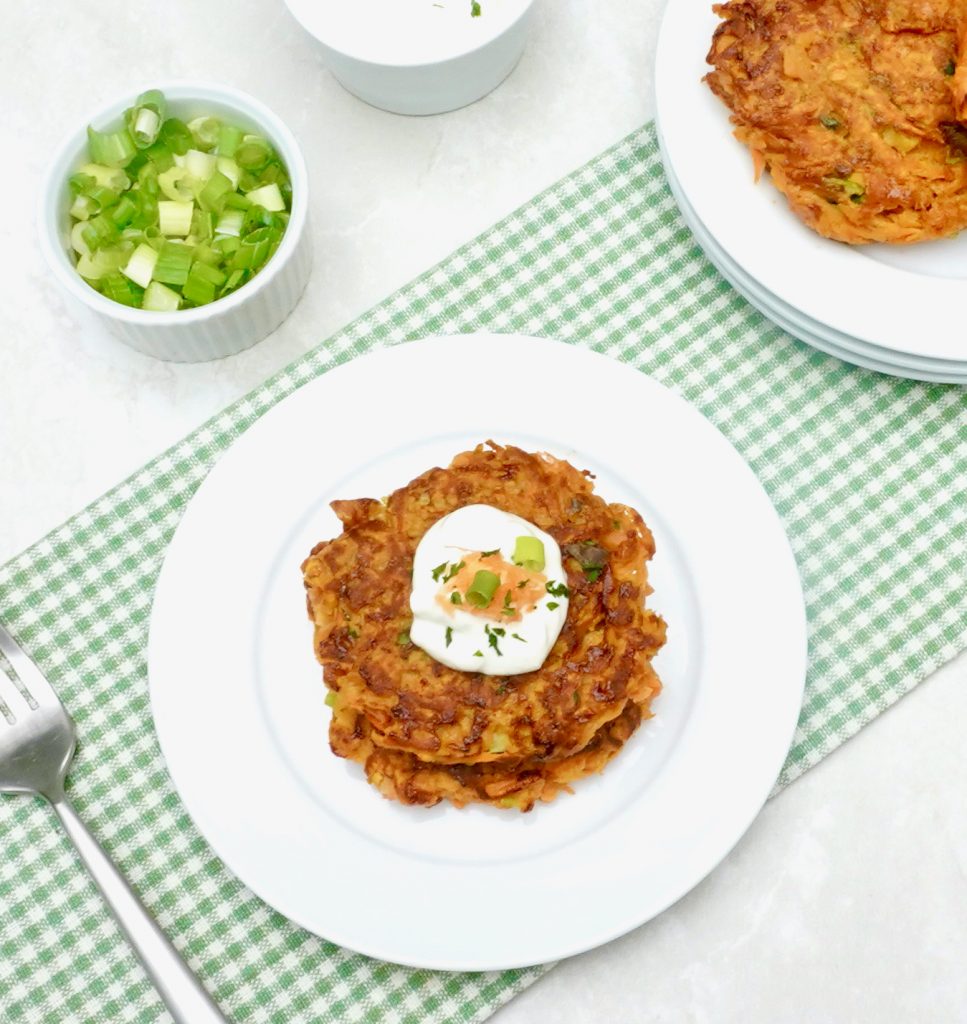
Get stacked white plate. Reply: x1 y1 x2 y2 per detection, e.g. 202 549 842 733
655 0 967 385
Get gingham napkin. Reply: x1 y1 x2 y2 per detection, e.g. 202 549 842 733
1 123 965 1024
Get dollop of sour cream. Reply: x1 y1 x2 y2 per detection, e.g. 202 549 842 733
409 504 569 675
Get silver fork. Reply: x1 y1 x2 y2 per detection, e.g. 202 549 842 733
0 623 228 1024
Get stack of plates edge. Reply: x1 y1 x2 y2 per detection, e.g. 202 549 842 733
654 0 967 386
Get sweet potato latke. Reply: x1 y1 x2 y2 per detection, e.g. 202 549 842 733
706 0 967 243
301 443 666 812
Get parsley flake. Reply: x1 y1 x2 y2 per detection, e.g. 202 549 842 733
431 562 448 582
480 549 499 558
443 560 465 583
445 626 453 648
517 579 528 589
397 630 410 645
471 0 482 15
546 580 569 598
501 592 515 616
450 592 462 605
511 633 527 643
474 650 484 657
484 624 504 655
547 601 559 610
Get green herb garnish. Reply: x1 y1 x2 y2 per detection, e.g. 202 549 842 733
347 627 359 639
819 114 841 130
547 601 559 610
474 650 484 657
397 630 410 645
471 0 481 15
511 633 526 643
485 625 503 656
517 579 529 589
431 561 448 582
501 592 515 616
945 59 956 76
443 560 465 583
445 626 453 648
480 549 499 558
450 592 462 605
546 580 569 598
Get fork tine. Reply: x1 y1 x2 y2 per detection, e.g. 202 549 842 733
0 623 56 709
0 664 31 717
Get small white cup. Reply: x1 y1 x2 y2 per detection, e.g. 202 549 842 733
39 81 312 363
284 0 536 115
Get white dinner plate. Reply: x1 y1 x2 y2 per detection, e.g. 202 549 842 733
655 0 967 365
658 145 967 384
148 334 807 970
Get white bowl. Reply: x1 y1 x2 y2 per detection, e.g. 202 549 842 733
39 81 312 363
284 0 535 115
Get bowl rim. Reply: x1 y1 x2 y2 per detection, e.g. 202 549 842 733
38 79 309 326
282 0 535 68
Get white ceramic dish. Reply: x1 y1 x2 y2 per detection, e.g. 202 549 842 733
659 144 967 384
284 0 535 115
39 81 312 363
149 333 808 970
655 0 967 365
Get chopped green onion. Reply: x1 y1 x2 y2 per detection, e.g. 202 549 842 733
488 732 508 754
236 134 272 170
199 171 233 212
232 227 273 270
75 247 127 281
153 241 193 285
158 167 194 202
182 261 226 305
160 117 193 156
512 536 545 572
187 116 220 151
100 271 143 307
216 156 241 189
144 140 174 173
158 200 193 237
466 570 500 608
215 208 244 237
142 280 180 311
217 123 243 157
87 124 137 168
79 163 130 191
450 592 462 605
126 90 166 150
122 243 158 288
190 208 213 241
245 182 285 212
184 148 217 181
324 690 338 709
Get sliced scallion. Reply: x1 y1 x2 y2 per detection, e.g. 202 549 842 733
121 243 159 288
142 280 180 311
187 116 220 152
466 570 500 608
512 536 545 572
87 124 137 168
158 200 193 237
153 241 193 285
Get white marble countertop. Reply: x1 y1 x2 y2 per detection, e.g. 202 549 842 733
2 1 965 1021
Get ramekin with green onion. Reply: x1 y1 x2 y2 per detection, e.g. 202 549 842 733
40 82 311 362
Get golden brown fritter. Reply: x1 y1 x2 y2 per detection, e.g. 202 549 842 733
301 442 666 810
329 695 650 812
706 0 967 243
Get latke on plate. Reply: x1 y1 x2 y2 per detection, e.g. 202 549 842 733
706 0 967 243
301 442 666 812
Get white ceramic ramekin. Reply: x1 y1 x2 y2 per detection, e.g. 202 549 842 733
283 0 535 116
39 81 312 363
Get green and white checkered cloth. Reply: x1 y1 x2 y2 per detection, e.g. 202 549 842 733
1 122 965 1023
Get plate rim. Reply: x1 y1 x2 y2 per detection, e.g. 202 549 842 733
148 333 808 970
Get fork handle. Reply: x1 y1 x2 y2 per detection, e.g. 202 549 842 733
51 797 229 1024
